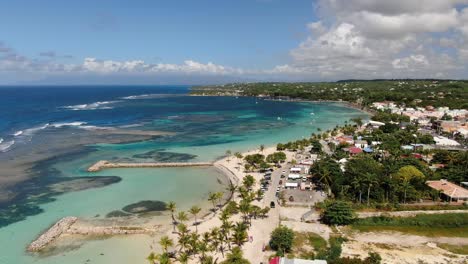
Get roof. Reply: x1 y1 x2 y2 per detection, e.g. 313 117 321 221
426 180 468 199
280 258 327 264
270 257 281 264
363 147 374 153
348 147 362 154
285 182 299 187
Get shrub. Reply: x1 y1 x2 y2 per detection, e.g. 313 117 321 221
321 201 355 225
270 226 295 256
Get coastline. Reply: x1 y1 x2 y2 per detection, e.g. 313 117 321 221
189 93 375 116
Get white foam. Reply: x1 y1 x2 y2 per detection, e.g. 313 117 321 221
121 94 177 100
61 101 120 111
49 122 87 128
22 124 50 136
0 138 3 144
13 130 23 136
0 140 15 152
80 125 115 131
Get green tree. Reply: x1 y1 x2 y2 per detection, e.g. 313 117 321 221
242 175 256 189
269 225 295 256
189 205 202 232
321 200 355 225
221 247 250 264
166 201 177 232
393 165 425 203
177 211 189 224
159 236 173 253
232 222 248 247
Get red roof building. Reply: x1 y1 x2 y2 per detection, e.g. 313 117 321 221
348 147 363 155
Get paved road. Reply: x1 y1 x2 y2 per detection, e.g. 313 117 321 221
319 140 333 155
263 163 291 207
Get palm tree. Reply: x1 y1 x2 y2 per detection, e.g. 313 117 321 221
259 144 265 153
318 167 333 197
234 152 243 163
226 150 232 162
177 252 190 264
215 192 224 208
189 205 202 232
231 222 248 247
159 236 174 253
177 211 189 224
167 201 177 232
147 252 157 264
220 219 234 250
242 175 256 189
351 177 364 203
208 192 218 212
221 247 249 264
363 172 379 206
238 200 251 224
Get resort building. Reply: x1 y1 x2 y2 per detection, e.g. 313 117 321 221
426 180 468 202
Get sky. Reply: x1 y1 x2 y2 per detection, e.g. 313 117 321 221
1 0 468 84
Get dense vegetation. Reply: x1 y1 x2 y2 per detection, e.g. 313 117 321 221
192 80 468 109
147 175 270 263
352 213 468 237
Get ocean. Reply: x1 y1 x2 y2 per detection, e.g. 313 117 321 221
0 85 367 263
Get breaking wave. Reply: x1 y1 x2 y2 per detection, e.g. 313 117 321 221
0 140 15 152
121 94 179 100
61 101 121 111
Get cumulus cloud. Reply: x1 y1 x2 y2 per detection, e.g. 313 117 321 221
281 0 468 80
1 1 468 83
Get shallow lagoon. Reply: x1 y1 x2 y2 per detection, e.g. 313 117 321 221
0 87 367 264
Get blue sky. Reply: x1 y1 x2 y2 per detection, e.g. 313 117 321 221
0 0 313 68
0 0 467 84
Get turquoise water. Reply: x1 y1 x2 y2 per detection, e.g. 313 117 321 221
0 87 367 264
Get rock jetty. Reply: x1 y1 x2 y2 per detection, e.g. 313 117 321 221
27 216 78 252
87 160 213 172
28 216 160 252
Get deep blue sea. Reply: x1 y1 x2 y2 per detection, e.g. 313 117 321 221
0 85 368 264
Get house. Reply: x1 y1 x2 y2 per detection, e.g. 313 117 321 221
434 136 460 146
347 147 362 155
354 140 368 149
363 147 374 153
426 180 468 202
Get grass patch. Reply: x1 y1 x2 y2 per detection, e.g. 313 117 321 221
352 213 468 237
291 232 328 259
438 243 468 255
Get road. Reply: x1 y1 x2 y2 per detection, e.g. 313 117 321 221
263 163 291 207
319 140 333 155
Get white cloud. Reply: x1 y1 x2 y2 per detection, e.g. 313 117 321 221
281 0 468 79
392 55 429 70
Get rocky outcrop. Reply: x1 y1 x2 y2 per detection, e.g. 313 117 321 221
27 217 77 252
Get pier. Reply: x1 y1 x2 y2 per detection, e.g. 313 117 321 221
87 160 213 172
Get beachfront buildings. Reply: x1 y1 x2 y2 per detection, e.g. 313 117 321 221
426 180 468 202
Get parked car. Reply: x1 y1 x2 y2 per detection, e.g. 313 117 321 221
270 201 275 208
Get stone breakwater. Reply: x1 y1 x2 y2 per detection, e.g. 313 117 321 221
27 217 78 252
87 160 213 172
28 217 160 252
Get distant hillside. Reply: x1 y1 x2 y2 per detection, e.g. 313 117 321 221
191 80 468 109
